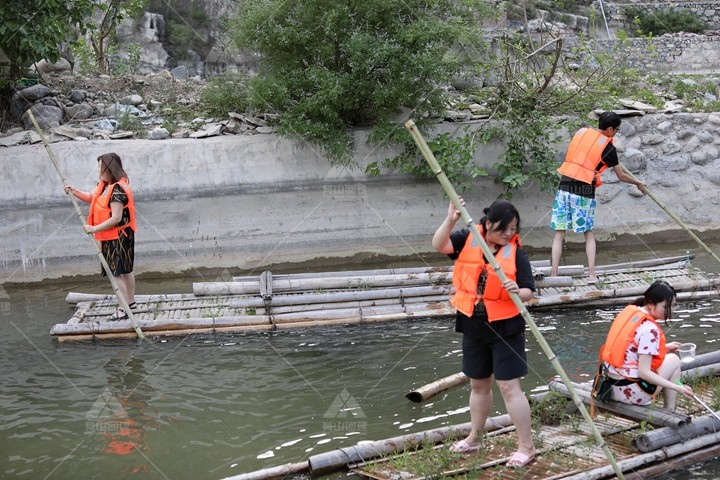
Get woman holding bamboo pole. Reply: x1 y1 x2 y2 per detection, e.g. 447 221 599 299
65 153 138 320
432 199 536 468
596 280 694 409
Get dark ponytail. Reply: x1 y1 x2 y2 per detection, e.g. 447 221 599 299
632 280 677 321
479 200 520 234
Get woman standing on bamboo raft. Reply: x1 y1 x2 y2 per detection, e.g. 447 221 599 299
432 199 536 468
596 280 694 409
65 153 137 320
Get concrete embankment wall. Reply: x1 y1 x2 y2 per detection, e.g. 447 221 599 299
1 116 719 283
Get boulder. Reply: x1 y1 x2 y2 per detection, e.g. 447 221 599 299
69 90 86 103
120 94 144 106
21 105 64 131
148 127 170 140
9 92 33 119
18 84 51 101
170 66 189 79
622 148 646 172
65 103 94 121
29 58 72 75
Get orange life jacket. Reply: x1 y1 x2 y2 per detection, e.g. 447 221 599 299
557 128 613 187
450 231 520 321
88 178 137 241
599 305 667 373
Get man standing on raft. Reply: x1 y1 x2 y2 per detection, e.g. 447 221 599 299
550 112 646 283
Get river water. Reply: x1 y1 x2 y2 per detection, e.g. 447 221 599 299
1 243 719 480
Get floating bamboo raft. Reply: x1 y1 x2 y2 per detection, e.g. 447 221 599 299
53 255 719 341
222 351 720 480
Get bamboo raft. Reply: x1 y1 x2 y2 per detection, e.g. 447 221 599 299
221 351 720 480
52 255 719 341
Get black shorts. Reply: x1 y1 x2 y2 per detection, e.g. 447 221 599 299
461 333 528 381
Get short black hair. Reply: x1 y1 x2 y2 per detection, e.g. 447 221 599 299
598 112 621 130
480 200 521 234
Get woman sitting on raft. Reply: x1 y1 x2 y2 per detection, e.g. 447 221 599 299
597 280 694 409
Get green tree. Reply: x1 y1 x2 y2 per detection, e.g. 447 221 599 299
0 0 93 83
83 0 147 74
229 0 492 165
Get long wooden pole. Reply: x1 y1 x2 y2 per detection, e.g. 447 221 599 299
620 164 720 266
28 111 146 341
404 119 626 480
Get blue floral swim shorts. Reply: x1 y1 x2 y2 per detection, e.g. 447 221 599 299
550 190 596 233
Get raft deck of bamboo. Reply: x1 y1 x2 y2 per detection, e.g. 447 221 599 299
221 352 720 480
52 255 719 340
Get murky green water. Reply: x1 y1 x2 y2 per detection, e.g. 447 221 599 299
1 243 719 480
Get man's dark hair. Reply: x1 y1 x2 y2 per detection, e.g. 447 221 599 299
598 112 622 130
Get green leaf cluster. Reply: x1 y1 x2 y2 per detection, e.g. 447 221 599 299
0 0 93 84
228 0 492 165
624 7 707 37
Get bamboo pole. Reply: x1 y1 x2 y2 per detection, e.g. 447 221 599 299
633 414 720 452
562 430 720 480
406 372 469 402
620 164 720 267
624 442 720 480
28 110 146 341
549 380 693 434
404 119 627 480
218 461 309 480
307 415 513 475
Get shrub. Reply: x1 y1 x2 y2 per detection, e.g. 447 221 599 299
228 0 492 165
199 74 250 117
624 7 707 36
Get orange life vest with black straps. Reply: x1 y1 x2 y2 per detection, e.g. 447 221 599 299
599 305 667 373
88 178 137 241
557 128 613 187
450 231 520 321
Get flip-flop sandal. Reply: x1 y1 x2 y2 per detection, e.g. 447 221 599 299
449 439 480 453
507 451 535 468
108 308 128 321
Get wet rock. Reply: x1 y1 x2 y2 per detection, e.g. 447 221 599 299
21 105 63 130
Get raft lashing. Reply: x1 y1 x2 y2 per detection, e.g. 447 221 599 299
53 255 719 341
221 352 720 480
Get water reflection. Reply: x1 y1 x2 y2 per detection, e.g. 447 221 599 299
1 250 718 479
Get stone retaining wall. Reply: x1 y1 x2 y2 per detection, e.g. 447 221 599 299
1 115 719 283
606 1 720 29
581 34 720 72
